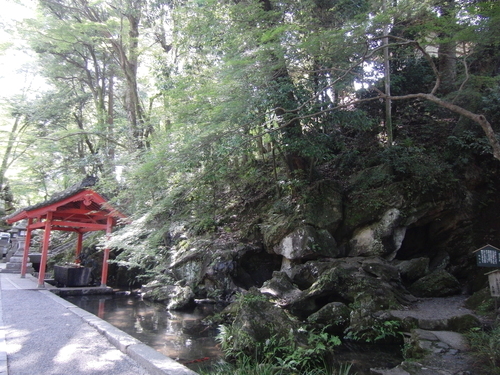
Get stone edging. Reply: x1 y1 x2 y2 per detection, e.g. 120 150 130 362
39 290 198 375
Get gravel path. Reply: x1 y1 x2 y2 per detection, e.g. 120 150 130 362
1 287 150 375
389 295 477 321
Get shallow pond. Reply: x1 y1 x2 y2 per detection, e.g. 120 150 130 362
63 294 403 374
63 294 222 369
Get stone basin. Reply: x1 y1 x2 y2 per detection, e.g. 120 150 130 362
54 265 91 287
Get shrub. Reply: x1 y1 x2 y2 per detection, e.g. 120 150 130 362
467 324 500 374
198 357 357 375
215 324 341 373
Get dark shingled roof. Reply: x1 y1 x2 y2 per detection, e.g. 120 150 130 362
3 176 99 221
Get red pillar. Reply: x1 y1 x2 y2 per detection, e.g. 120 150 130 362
20 218 33 278
38 212 52 288
75 232 83 264
100 216 113 287
98 299 105 319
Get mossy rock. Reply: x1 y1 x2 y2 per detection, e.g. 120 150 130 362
346 300 404 344
344 182 405 232
301 180 343 231
409 270 461 298
224 289 301 354
362 258 400 281
287 257 410 318
465 287 495 314
307 302 351 335
274 225 339 260
260 212 299 250
394 257 430 284
142 284 195 310
289 259 345 290
447 314 481 333
260 271 302 303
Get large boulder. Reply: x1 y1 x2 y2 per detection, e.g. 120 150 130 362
274 225 339 260
260 180 342 253
277 257 413 319
221 289 301 355
307 302 351 335
362 258 400 281
260 271 303 305
141 282 195 310
394 258 429 284
349 208 406 260
288 259 343 290
301 180 343 231
344 176 405 232
346 299 405 344
409 270 461 297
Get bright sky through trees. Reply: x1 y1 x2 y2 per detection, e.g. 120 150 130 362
0 0 39 98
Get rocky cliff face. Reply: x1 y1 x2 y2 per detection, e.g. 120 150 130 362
140 161 499 344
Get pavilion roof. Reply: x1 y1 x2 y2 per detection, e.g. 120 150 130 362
3 176 127 229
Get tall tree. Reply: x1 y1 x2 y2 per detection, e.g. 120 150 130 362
436 0 458 96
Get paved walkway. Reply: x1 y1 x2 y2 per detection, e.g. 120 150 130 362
0 267 197 375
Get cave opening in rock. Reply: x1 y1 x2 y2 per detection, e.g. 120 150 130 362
395 224 432 260
234 250 282 289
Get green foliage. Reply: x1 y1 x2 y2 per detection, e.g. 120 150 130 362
345 319 403 344
199 357 356 375
216 321 341 373
381 145 457 197
105 214 169 281
465 288 497 317
401 339 427 362
372 320 403 343
467 324 500 374
476 298 496 316
447 130 493 164
3 0 500 322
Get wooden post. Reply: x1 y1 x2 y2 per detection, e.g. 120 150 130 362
20 219 33 278
100 216 113 287
75 232 83 264
38 212 52 288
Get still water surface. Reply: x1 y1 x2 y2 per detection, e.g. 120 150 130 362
64 294 403 374
63 294 221 368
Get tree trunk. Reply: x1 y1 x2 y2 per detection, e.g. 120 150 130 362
383 0 393 145
0 115 22 216
437 0 457 95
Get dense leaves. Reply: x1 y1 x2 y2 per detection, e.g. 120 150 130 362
0 0 500 275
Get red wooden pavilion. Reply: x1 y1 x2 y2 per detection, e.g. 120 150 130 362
4 177 127 288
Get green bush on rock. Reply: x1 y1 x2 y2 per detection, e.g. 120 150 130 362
215 289 342 373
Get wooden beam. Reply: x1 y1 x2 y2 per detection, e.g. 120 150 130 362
51 221 108 230
28 220 107 231
53 208 110 217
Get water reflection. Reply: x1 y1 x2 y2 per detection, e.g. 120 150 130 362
63 294 222 366
64 294 403 374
